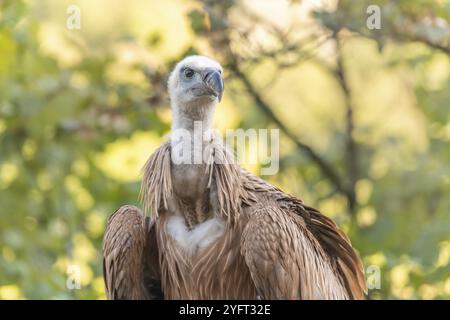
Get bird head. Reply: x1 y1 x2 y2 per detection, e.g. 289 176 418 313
168 55 224 113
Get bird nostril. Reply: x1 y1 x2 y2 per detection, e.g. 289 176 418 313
202 69 224 101
203 70 213 83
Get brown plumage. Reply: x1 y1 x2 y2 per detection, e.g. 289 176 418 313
102 55 366 300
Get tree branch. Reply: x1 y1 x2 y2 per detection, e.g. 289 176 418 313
334 32 358 213
228 60 348 196
409 35 450 55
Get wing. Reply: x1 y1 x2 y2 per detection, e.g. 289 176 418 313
102 205 163 299
241 172 366 300
242 203 350 299
298 203 366 299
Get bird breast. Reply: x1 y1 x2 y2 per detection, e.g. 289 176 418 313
166 215 225 255
171 164 209 199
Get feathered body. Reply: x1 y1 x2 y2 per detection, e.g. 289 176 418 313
103 56 366 300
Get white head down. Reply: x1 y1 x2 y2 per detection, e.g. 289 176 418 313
168 55 224 130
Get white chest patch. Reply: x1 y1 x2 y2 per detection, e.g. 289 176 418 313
166 216 225 254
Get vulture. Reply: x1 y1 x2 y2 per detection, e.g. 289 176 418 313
102 55 366 300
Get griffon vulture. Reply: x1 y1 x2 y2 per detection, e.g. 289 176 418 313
102 55 366 300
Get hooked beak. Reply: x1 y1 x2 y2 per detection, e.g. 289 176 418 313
203 69 224 102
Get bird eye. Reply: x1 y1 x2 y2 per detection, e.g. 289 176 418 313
184 68 194 79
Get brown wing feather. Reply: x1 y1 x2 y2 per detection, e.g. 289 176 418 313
299 204 366 299
242 201 350 299
102 205 163 299
241 170 366 300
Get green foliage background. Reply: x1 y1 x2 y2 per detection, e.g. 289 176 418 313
0 0 449 299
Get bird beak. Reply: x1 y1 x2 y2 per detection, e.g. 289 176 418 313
203 69 224 102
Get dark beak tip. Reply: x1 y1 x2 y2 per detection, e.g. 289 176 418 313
205 70 224 102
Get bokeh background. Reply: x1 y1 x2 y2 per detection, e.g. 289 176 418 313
1 0 450 299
